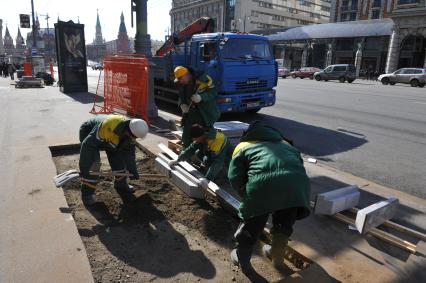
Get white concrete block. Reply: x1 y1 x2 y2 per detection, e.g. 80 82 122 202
355 197 399 234
154 157 171 178
214 121 249 137
314 185 360 215
170 170 205 199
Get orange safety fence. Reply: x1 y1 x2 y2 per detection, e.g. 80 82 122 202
91 54 150 124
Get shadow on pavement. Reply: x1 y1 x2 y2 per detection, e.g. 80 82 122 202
62 91 104 105
221 113 368 157
82 193 216 280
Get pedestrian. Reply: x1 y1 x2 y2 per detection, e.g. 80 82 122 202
8 63 16 80
173 66 221 148
79 114 148 205
168 124 232 185
228 121 311 270
1 62 7 78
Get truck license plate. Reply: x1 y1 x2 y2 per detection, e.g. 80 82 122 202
247 102 260 108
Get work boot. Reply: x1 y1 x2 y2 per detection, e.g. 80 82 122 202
230 247 252 268
82 194 97 206
262 233 288 270
114 178 135 193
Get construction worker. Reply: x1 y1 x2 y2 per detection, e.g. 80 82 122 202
168 124 232 186
227 121 311 270
174 66 220 148
79 114 148 205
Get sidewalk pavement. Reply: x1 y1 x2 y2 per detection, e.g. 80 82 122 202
0 78 94 282
0 77 424 282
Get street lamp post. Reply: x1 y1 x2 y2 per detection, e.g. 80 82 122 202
30 0 37 76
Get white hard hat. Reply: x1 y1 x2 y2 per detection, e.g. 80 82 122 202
129 119 148 139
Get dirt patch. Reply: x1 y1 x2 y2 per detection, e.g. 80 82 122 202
51 147 302 282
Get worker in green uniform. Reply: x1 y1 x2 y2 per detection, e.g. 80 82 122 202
79 114 148 205
227 121 311 270
174 66 221 148
168 124 232 186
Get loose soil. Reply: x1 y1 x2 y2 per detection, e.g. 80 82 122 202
51 148 303 282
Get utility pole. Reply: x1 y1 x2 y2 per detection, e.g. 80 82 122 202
39 13 50 61
30 0 37 76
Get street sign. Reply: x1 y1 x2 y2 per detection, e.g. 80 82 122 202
20 14 31 28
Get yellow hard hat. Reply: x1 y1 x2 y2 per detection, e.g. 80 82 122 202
174 66 189 82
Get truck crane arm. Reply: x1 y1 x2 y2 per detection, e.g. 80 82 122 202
156 17 215 57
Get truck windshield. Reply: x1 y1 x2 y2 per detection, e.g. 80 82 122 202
221 39 273 61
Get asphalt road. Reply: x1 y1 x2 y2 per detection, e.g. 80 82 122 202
246 78 426 199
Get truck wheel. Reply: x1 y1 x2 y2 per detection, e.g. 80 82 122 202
315 75 321 81
339 77 345 83
246 108 260 114
410 79 419 87
381 78 389 85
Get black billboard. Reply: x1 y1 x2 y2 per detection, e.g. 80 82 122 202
54 21 88 94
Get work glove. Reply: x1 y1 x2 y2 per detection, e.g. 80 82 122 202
180 104 189 113
129 171 139 180
199 177 209 189
168 160 179 168
191 94 202 103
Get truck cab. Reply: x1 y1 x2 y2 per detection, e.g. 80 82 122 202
152 32 277 113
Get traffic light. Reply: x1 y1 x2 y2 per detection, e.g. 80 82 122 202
20 14 31 28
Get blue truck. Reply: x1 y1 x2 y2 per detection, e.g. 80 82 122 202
151 18 277 113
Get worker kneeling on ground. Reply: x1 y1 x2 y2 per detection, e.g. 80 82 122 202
228 121 311 270
79 114 148 205
174 66 220 148
169 124 232 187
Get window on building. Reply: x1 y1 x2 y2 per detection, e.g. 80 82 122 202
351 0 359 10
336 39 355 51
397 0 419 4
372 0 381 7
341 0 349 11
371 10 380 19
349 12 356 21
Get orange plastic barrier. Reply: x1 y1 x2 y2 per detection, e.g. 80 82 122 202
91 54 150 123
23 62 32 76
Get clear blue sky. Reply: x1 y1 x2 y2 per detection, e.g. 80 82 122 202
1 0 171 43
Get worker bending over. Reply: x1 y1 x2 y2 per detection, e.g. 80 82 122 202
174 66 220 148
169 124 232 187
79 114 148 205
228 121 311 270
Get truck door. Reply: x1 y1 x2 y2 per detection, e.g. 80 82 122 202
199 41 219 84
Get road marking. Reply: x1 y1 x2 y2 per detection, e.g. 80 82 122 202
413 102 426 105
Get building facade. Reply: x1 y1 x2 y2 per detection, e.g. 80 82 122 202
330 0 396 22
330 0 426 72
3 26 15 57
170 0 331 33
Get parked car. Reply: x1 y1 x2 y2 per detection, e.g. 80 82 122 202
378 68 426 88
278 66 290 78
290 67 321 79
314 64 356 83
92 63 103 70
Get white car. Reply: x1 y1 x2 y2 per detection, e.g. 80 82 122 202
278 67 290 78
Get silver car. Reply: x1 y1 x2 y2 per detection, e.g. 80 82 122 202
378 68 426 88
